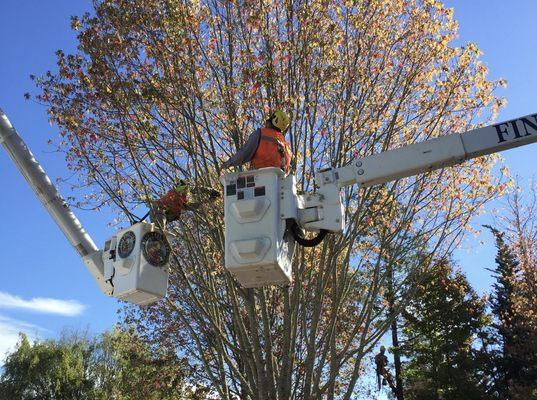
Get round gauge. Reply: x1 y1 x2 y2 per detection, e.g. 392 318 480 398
141 231 170 267
118 231 136 258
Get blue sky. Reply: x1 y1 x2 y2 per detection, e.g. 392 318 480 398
0 0 117 361
0 0 536 365
446 0 537 294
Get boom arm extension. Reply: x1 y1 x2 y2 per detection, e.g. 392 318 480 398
326 113 537 188
0 109 112 295
303 113 537 232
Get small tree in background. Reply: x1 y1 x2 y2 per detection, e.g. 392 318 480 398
486 225 537 400
498 184 537 399
400 258 492 400
501 182 537 270
89 327 201 400
0 328 201 400
0 333 94 400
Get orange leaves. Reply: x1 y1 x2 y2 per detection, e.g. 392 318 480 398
249 83 260 96
207 38 216 51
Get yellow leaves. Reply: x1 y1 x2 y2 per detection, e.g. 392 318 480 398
70 16 82 32
423 0 442 7
189 0 201 11
506 179 515 190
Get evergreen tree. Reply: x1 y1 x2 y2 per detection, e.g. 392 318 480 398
400 259 492 400
486 226 537 399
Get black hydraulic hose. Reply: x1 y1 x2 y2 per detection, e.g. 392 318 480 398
286 219 328 247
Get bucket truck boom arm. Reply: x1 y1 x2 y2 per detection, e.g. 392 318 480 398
0 108 112 295
325 113 537 190
0 109 170 305
303 113 537 232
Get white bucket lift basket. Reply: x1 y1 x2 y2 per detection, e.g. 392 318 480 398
102 222 170 305
221 168 295 288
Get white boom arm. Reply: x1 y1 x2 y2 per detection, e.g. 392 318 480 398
0 109 170 305
331 113 537 188
0 109 112 295
303 113 537 232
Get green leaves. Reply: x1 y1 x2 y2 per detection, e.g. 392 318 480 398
400 259 492 400
0 328 200 400
0 333 94 400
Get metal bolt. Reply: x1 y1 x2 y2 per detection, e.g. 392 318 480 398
335 219 340 223
357 169 364 175
356 161 362 167
281 214 285 218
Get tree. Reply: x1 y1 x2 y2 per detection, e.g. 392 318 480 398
499 184 537 398
499 184 537 399
0 328 200 400
90 327 201 400
35 0 507 397
0 333 94 400
500 181 537 270
486 225 537 399
400 259 492 400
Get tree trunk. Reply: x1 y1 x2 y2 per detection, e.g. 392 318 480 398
387 260 404 400
390 317 404 400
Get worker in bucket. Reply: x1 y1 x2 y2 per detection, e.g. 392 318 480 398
149 179 220 226
222 110 292 173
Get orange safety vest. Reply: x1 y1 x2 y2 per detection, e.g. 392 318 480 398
250 128 292 173
156 188 188 217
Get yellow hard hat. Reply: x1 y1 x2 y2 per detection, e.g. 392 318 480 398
269 110 290 132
